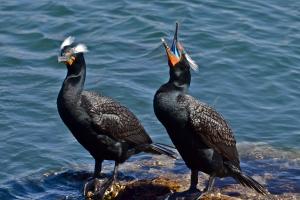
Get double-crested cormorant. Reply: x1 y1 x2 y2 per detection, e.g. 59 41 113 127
57 36 176 197
153 23 268 198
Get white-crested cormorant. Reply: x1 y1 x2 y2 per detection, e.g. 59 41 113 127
57 36 176 198
153 23 268 198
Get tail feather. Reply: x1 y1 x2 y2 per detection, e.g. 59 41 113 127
143 143 178 159
225 162 269 195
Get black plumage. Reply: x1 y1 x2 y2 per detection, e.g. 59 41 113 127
57 37 175 196
154 23 268 196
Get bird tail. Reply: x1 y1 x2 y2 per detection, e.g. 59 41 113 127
225 162 269 195
143 143 178 159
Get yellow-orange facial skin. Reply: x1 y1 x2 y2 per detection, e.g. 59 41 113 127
63 51 76 65
166 47 180 67
66 56 76 65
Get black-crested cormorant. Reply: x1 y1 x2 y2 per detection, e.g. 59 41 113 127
153 23 268 198
57 36 176 197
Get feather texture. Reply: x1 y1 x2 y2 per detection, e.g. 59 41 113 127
80 91 152 146
178 94 239 165
184 52 198 71
74 43 88 53
60 36 75 49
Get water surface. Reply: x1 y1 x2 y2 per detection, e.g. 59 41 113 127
0 0 299 199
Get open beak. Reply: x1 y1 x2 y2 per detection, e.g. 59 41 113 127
162 22 199 70
171 22 180 58
161 22 181 67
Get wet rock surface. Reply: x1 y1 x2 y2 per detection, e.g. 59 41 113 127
86 175 296 200
2 144 299 200
84 151 299 200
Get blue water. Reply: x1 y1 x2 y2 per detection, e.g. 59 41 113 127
0 0 299 199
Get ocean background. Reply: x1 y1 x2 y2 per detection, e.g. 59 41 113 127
0 0 299 199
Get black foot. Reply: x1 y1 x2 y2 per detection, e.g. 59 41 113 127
167 188 201 200
83 177 113 199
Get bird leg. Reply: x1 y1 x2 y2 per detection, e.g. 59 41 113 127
84 176 114 199
94 159 103 178
112 162 119 181
84 161 119 199
91 162 119 199
84 160 104 197
204 174 216 192
167 170 201 200
182 170 201 199
189 169 199 191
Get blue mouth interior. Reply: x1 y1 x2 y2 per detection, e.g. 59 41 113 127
171 40 180 58
171 23 180 58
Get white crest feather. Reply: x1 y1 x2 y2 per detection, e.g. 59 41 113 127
60 36 75 49
185 53 198 71
73 43 88 53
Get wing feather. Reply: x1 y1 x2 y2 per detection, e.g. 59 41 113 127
178 94 239 165
80 91 152 146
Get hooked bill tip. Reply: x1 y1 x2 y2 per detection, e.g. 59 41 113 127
174 22 179 40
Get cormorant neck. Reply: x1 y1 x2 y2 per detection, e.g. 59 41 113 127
168 67 191 93
61 54 86 99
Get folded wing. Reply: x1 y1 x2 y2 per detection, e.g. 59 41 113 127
178 94 240 166
80 91 152 147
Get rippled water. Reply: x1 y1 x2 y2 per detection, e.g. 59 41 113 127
0 0 299 199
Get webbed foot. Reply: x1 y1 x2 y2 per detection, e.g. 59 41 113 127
167 188 201 200
83 176 113 199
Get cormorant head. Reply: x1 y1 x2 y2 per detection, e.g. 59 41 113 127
161 22 198 71
58 36 88 66
161 23 198 87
